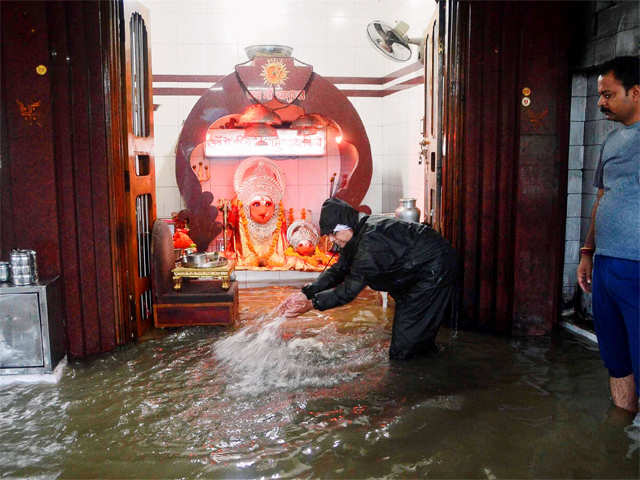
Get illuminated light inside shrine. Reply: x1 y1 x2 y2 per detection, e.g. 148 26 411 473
205 128 327 157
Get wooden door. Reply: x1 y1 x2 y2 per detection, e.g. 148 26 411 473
123 1 156 337
440 0 571 334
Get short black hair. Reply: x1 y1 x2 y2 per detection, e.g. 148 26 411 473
598 56 639 91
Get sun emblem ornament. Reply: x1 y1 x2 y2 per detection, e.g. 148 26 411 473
260 59 289 87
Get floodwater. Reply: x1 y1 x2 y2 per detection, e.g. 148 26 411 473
1 287 638 479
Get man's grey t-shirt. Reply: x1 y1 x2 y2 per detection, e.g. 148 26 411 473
593 121 640 261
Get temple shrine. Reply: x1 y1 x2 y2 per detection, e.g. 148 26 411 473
173 46 373 273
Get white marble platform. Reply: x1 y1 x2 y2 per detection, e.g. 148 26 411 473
235 270 320 289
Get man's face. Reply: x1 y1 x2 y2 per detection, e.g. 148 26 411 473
328 229 353 249
597 72 640 126
249 195 275 224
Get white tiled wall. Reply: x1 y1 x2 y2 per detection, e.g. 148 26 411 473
143 0 436 218
380 85 425 214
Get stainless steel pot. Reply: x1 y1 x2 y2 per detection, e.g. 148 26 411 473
0 262 9 282
9 249 38 284
181 252 208 267
394 198 421 223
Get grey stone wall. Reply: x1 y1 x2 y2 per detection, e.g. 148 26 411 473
574 1 639 70
564 74 586 303
562 0 638 307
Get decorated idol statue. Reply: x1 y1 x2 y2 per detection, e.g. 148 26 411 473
283 217 337 271
232 157 288 268
287 220 320 257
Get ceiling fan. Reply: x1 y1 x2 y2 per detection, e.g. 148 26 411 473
366 20 424 62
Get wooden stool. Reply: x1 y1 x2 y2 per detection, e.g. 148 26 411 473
153 280 239 328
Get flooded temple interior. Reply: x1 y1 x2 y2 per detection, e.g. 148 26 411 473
1 0 639 477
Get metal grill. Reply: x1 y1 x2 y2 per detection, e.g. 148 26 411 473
136 193 151 278
130 12 149 137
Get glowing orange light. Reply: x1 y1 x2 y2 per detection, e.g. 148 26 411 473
335 135 343 144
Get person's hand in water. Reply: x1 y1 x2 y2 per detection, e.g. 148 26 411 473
277 291 313 317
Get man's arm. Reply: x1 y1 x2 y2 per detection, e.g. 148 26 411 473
577 188 604 293
279 258 361 317
311 272 367 310
301 255 349 299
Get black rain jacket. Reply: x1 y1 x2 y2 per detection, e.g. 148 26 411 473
303 198 457 311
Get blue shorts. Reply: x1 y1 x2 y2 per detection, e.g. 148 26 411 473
592 255 640 395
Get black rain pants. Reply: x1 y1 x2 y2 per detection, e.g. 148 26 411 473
388 256 457 361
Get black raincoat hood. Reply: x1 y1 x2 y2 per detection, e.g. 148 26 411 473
318 198 361 236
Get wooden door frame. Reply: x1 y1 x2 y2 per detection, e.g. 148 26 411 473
122 0 157 338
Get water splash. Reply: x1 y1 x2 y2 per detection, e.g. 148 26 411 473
213 313 379 396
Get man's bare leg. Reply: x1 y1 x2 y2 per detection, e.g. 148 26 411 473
610 374 638 412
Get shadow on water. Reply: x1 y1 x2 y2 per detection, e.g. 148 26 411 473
0 286 638 479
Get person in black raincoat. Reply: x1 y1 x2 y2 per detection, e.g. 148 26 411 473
279 197 458 360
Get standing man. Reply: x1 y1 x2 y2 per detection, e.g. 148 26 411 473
279 197 458 360
577 56 640 413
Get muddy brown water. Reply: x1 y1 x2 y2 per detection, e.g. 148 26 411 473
1 287 638 479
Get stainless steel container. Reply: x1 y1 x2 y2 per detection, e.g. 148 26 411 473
181 252 208 267
394 198 421 223
0 262 9 282
9 249 38 285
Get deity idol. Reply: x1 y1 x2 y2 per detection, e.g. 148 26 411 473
282 218 337 271
232 157 288 268
287 220 319 257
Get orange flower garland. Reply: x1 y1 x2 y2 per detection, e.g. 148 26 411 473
284 245 338 269
239 201 285 267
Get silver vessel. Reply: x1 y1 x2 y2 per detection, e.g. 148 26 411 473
0 262 9 282
9 249 38 285
394 198 421 223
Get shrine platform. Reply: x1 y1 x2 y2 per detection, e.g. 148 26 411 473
235 270 320 289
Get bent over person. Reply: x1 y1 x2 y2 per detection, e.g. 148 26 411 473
280 197 458 360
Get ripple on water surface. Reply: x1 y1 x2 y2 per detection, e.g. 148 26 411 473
0 286 637 478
